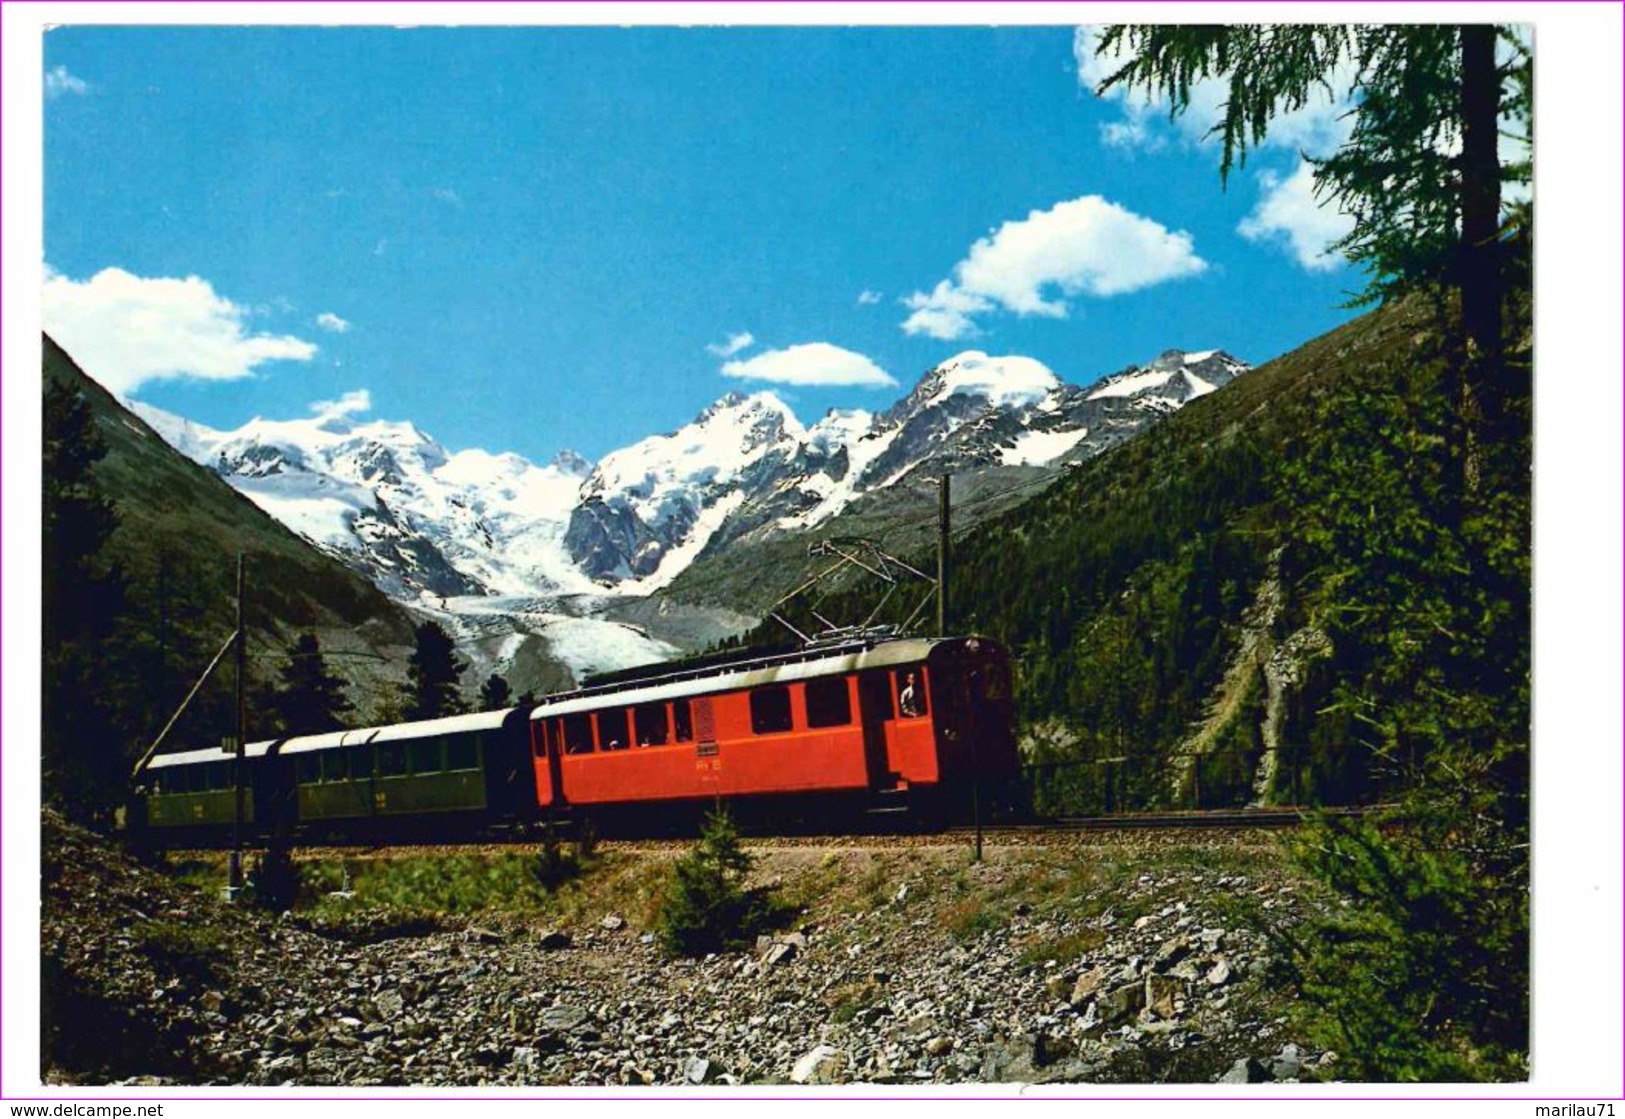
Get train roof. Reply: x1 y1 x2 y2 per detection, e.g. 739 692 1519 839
145 741 277 768
277 707 518 756
531 635 987 720
143 709 522 767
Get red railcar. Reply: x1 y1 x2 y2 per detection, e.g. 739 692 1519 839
527 635 1015 821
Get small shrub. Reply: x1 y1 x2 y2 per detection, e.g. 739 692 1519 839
534 832 579 891
827 977 885 1023
940 896 1002 940
657 808 772 956
291 907 450 943
130 919 228 983
1015 928 1106 971
1284 813 1528 1081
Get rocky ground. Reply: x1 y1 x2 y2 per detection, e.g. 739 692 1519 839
41 812 1340 1088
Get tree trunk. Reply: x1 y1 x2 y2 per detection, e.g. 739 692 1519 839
1458 24 1503 463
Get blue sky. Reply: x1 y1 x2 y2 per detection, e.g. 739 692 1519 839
42 24 1371 463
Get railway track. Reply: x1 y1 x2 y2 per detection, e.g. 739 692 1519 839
986 805 1371 832
167 805 1373 861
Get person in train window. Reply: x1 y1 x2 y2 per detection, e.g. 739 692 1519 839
898 672 921 718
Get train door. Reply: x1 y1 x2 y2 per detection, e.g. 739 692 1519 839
534 718 566 806
692 697 721 795
857 671 898 790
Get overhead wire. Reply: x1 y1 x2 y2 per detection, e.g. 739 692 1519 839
661 464 1078 602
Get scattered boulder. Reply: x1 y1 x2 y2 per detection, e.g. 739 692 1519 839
1151 936 1192 969
1068 965 1110 1008
791 1045 844 1085
538 1005 592 1034
1219 1057 1271 1084
760 940 798 968
686 1056 723 1084
1271 1043 1306 1081
1145 974 1184 1020
1098 982 1146 1025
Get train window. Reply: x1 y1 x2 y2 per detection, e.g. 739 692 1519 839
633 703 669 746
597 709 631 751
377 742 407 777
805 677 852 728
174 767 198 793
447 737 479 771
296 754 321 784
209 762 234 791
408 738 442 774
673 700 693 742
897 669 928 718
562 714 594 754
750 686 794 735
859 671 894 720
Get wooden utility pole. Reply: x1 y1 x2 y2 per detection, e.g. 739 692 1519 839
229 552 247 896
938 475 982 862
937 475 950 637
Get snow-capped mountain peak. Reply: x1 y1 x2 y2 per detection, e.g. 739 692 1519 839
928 351 1061 410
1085 348 1249 407
133 342 1249 616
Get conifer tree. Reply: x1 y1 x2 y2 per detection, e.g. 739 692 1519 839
43 379 129 822
657 808 764 956
405 621 468 720
268 633 353 734
477 672 513 712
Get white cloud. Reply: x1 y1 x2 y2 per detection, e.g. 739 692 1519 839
1237 160 1357 272
310 389 372 422
316 312 351 333
901 281 993 342
45 66 89 99
706 331 755 358
722 343 896 388
856 290 883 306
42 266 317 396
432 188 462 207
902 196 1207 340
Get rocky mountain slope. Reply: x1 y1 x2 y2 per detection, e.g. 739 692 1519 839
42 810 1338 1087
